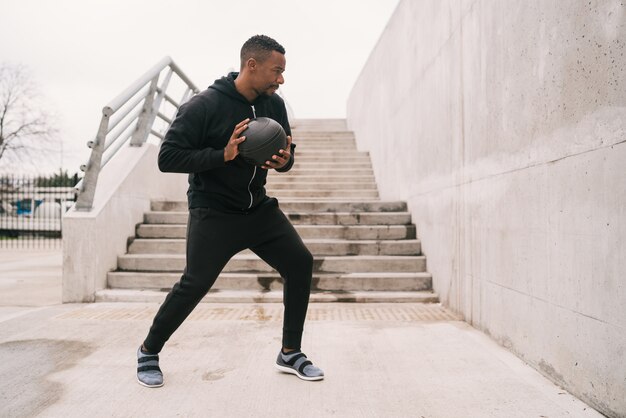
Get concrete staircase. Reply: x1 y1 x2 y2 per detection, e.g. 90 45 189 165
96 119 438 303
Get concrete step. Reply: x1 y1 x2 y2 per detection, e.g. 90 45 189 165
267 181 376 186
144 211 411 225
294 141 356 146
293 128 351 132
292 131 352 137
293 136 354 140
280 201 407 212
266 176 376 182
292 119 348 129
288 212 411 225
137 224 416 240
151 200 408 212
266 182 377 190
295 150 361 155
293 130 352 134
267 197 380 202
296 145 356 149
267 180 377 186
292 132 353 137
106 271 433 291
293 134 354 138
294 145 358 150
292 131 352 136
291 156 370 162
275 168 374 175
96 288 439 303
294 137 355 140
117 254 427 273
293 138 356 143
270 172 374 178
128 238 421 256
293 117 347 123
294 141 358 146
293 150 364 155
292 162 372 168
268 190 379 198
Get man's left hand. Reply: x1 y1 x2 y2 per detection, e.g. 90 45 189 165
262 135 292 170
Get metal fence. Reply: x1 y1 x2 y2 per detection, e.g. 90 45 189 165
0 173 78 248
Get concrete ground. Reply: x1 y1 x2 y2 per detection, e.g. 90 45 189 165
0 249 604 418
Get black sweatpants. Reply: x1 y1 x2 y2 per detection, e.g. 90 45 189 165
143 198 313 353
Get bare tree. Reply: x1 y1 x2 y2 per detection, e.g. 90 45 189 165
0 63 56 164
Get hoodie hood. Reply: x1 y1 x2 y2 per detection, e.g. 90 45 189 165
209 72 271 106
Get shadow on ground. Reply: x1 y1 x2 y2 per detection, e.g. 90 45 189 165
0 339 93 417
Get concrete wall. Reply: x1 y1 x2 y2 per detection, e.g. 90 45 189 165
62 143 186 302
347 1 625 416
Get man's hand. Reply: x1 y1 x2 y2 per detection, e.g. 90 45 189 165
224 118 250 162
262 135 292 170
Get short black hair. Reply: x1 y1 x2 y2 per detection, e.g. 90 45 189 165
240 35 285 70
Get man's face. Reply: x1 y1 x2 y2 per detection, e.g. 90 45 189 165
252 50 286 97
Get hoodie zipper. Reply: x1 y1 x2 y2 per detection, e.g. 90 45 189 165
246 105 257 209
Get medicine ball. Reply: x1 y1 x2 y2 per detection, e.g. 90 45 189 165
239 117 287 166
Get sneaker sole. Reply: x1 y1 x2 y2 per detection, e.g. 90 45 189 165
275 363 324 381
137 377 164 388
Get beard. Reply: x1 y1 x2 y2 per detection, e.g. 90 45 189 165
263 84 280 96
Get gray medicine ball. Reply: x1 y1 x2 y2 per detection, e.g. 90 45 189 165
239 117 287 166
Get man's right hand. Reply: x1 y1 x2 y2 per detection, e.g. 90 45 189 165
224 118 250 162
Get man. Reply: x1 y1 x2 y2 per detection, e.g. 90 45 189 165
136 35 324 387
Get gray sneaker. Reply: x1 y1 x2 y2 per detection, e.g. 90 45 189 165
275 350 324 381
136 346 164 388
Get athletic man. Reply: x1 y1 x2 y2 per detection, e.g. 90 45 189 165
136 35 324 387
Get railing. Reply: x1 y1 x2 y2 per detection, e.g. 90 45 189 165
75 57 199 210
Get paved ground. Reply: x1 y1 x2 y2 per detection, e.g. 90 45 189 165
0 249 604 418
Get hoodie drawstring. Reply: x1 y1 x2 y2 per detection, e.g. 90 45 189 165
247 105 257 209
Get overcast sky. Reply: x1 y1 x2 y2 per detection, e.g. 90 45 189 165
0 0 398 174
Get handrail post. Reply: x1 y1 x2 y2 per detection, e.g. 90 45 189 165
74 114 110 210
130 76 159 146
144 68 174 141
161 84 192 141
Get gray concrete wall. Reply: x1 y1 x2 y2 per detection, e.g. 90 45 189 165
346 1 626 416
62 143 186 302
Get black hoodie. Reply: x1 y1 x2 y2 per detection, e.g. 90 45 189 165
158 72 294 213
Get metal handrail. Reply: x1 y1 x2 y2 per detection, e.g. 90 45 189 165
74 56 199 210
